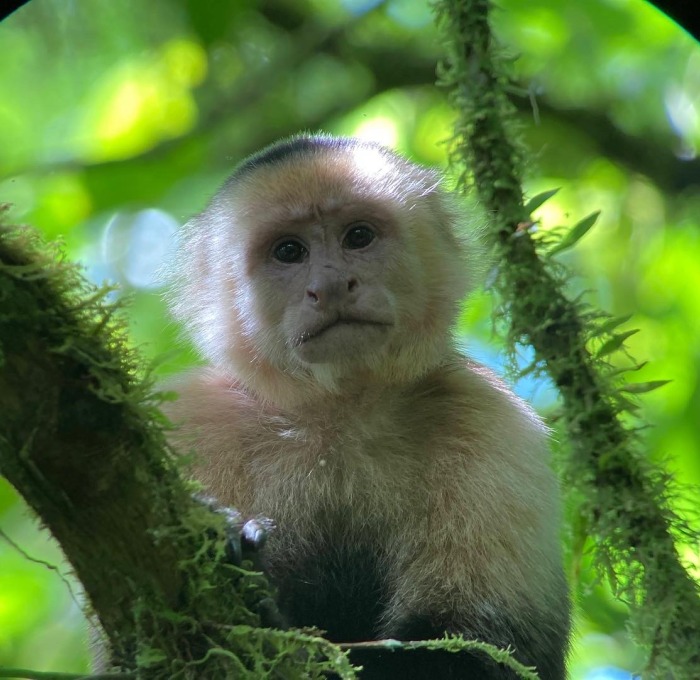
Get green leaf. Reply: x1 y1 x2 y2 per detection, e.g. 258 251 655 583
609 361 648 377
548 211 601 256
597 313 634 336
524 188 560 215
614 394 640 412
596 329 640 358
621 380 672 394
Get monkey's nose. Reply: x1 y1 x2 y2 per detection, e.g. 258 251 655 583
306 276 358 306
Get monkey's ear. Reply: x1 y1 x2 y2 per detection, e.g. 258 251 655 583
427 190 489 296
162 217 206 321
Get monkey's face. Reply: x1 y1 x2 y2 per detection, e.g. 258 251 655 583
229 151 449 377
248 204 399 367
171 139 472 397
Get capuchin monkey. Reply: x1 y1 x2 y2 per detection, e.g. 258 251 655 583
163 134 570 679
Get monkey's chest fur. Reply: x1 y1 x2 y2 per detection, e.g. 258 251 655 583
240 423 428 642
188 390 437 641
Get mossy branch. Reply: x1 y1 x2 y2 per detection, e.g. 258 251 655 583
433 0 700 678
0 213 353 679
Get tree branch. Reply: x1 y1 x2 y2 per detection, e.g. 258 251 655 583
434 1 700 678
0 213 352 679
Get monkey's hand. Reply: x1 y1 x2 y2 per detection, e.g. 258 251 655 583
193 494 286 629
222 508 273 569
193 493 274 567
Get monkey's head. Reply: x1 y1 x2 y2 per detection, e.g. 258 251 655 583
168 134 476 404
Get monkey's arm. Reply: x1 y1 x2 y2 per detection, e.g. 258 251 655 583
349 567 567 679
362 367 570 680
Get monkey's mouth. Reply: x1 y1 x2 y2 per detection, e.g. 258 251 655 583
297 317 391 346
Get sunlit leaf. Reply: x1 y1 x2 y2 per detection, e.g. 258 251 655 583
621 380 671 394
524 187 560 215
548 211 600 256
609 361 649 377
614 394 640 412
596 313 634 337
596 329 639 357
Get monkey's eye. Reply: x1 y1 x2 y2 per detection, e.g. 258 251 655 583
343 223 375 250
273 239 307 263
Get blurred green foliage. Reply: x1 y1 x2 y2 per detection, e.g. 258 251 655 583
0 0 698 678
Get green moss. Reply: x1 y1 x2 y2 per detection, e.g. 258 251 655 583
0 212 355 679
432 1 700 678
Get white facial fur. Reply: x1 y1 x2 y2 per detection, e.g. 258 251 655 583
167 139 474 403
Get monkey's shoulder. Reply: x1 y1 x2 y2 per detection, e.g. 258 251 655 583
162 367 250 423
161 368 278 504
406 358 549 450
161 369 253 439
